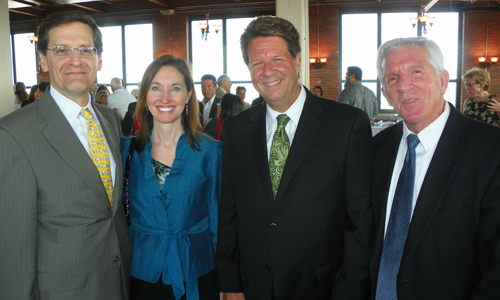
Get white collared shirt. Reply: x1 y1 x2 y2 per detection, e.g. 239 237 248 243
51 87 116 187
203 95 216 125
384 101 451 234
266 85 306 159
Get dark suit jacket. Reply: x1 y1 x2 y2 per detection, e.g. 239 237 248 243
370 103 500 299
199 96 221 124
0 92 131 300
217 89 374 300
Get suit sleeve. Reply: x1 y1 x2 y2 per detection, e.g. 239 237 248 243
474 162 500 297
331 111 374 299
0 128 39 299
216 122 243 293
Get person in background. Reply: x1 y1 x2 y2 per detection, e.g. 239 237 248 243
14 82 28 110
38 81 50 96
97 84 110 94
235 86 250 110
337 66 379 120
0 10 130 300
95 90 109 106
313 85 323 97
203 93 243 140
199 74 220 127
21 84 41 107
107 77 137 121
216 74 233 98
371 37 500 299
121 55 222 300
217 16 373 300
461 67 500 126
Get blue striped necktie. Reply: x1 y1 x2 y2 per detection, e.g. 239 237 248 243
375 134 420 300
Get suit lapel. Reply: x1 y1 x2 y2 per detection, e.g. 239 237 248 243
38 95 112 207
402 106 464 263
247 103 274 201
373 124 403 238
274 92 323 202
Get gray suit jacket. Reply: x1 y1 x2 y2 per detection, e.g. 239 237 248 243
0 92 131 300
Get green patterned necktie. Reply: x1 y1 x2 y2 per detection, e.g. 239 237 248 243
269 114 291 198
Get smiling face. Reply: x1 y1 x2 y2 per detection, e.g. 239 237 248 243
146 66 191 127
248 36 301 112
39 22 102 106
381 45 449 134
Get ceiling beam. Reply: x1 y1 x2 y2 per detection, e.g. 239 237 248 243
148 0 169 7
69 2 104 12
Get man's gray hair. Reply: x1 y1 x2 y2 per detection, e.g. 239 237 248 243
377 37 445 89
217 75 229 86
110 77 123 90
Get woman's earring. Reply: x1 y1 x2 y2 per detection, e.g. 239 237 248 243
185 104 189 116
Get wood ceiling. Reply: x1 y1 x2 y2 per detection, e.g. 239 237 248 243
8 0 499 30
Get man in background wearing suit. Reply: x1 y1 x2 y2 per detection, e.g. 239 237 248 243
371 37 500 299
199 74 221 127
217 16 374 300
0 11 130 300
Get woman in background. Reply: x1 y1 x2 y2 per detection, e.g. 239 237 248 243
94 90 109 106
21 84 41 107
121 55 221 300
462 67 499 126
313 85 323 97
203 93 243 141
14 82 28 109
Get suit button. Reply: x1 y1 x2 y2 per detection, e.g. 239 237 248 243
270 223 277 230
265 265 271 272
113 256 120 262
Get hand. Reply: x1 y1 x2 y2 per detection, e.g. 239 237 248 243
487 98 500 113
222 292 246 300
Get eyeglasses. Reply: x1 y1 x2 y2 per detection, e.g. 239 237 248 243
47 45 100 58
463 82 478 88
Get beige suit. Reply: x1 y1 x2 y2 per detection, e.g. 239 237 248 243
0 92 130 300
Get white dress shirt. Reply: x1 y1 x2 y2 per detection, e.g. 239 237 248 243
266 85 306 159
384 102 450 234
203 95 216 125
50 87 117 187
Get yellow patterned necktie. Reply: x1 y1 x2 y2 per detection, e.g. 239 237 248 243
269 114 290 198
80 108 114 206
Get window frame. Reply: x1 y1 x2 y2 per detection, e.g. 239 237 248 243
340 6 463 113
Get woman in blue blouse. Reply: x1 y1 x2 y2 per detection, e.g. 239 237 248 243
121 55 222 300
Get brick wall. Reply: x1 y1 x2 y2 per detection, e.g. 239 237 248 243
152 14 189 61
309 5 340 101
462 11 500 106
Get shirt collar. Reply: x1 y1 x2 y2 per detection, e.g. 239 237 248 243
51 87 94 123
204 94 216 105
402 101 450 152
266 85 306 129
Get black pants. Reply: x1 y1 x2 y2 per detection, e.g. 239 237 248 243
130 268 219 300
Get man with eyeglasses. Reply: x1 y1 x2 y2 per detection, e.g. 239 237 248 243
0 11 130 300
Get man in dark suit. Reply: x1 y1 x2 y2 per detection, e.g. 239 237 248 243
199 74 221 127
371 37 500 299
0 11 130 300
217 16 374 300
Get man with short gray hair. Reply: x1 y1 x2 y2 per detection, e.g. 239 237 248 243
371 37 500 299
107 77 137 120
216 74 232 98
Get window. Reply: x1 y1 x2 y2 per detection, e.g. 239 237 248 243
341 10 460 112
190 16 258 104
11 33 38 87
99 23 153 92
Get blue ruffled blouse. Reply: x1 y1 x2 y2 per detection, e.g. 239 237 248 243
121 133 222 300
